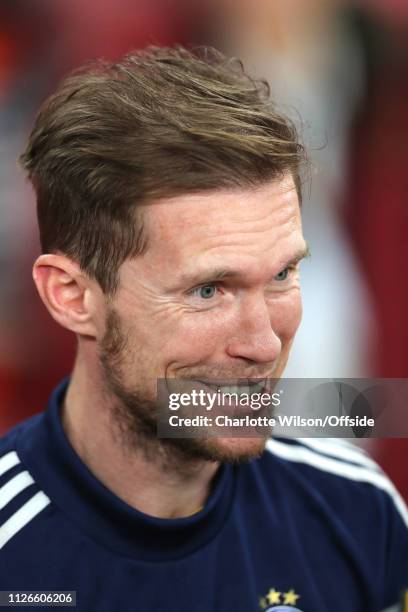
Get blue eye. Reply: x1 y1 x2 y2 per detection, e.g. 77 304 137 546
196 284 217 299
274 268 289 281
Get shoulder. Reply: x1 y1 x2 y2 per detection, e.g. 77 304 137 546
255 438 408 607
0 417 52 553
262 437 408 532
263 438 408 606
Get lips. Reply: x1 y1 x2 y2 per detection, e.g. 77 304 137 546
193 378 271 397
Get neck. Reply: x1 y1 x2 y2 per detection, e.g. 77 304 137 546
62 348 219 519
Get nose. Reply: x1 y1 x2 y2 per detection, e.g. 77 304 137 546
226 294 281 364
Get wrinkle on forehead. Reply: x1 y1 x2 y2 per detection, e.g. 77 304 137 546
143 177 302 259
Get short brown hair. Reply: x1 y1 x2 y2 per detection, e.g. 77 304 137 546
20 45 305 294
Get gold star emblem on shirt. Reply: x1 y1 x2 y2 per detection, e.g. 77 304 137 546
267 588 281 605
283 589 300 605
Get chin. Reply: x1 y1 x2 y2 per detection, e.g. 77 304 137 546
162 431 269 465
199 436 268 464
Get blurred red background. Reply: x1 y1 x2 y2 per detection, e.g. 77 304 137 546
0 0 407 497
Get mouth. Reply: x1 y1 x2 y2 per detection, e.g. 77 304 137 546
195 378 270 398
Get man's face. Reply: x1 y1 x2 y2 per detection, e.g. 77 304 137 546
99 176 307 462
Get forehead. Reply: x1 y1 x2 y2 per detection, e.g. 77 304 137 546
140 177 303 277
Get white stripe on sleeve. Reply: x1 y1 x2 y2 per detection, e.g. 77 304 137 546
0 491 51 550
0 452 20 477
297 438 382 472
0 471 35 511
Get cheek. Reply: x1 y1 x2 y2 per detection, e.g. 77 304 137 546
269 289 302 341
160 310 232 365
183 312 228 348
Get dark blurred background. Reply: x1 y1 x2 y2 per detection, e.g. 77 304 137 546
0 0 407 496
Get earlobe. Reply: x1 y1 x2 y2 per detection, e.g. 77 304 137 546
33 254 98 337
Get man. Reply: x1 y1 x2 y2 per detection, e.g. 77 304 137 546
0 46 406 611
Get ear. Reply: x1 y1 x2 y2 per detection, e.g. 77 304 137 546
32 254 102 338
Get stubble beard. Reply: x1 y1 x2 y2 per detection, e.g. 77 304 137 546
98 307 267 470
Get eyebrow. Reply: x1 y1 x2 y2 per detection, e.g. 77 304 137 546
179 244 311 288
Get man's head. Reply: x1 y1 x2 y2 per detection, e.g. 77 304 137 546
20 46 307 464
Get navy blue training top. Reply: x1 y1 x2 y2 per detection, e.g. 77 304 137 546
0 380 407 612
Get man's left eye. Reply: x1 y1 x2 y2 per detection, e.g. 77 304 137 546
274 268 290 281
